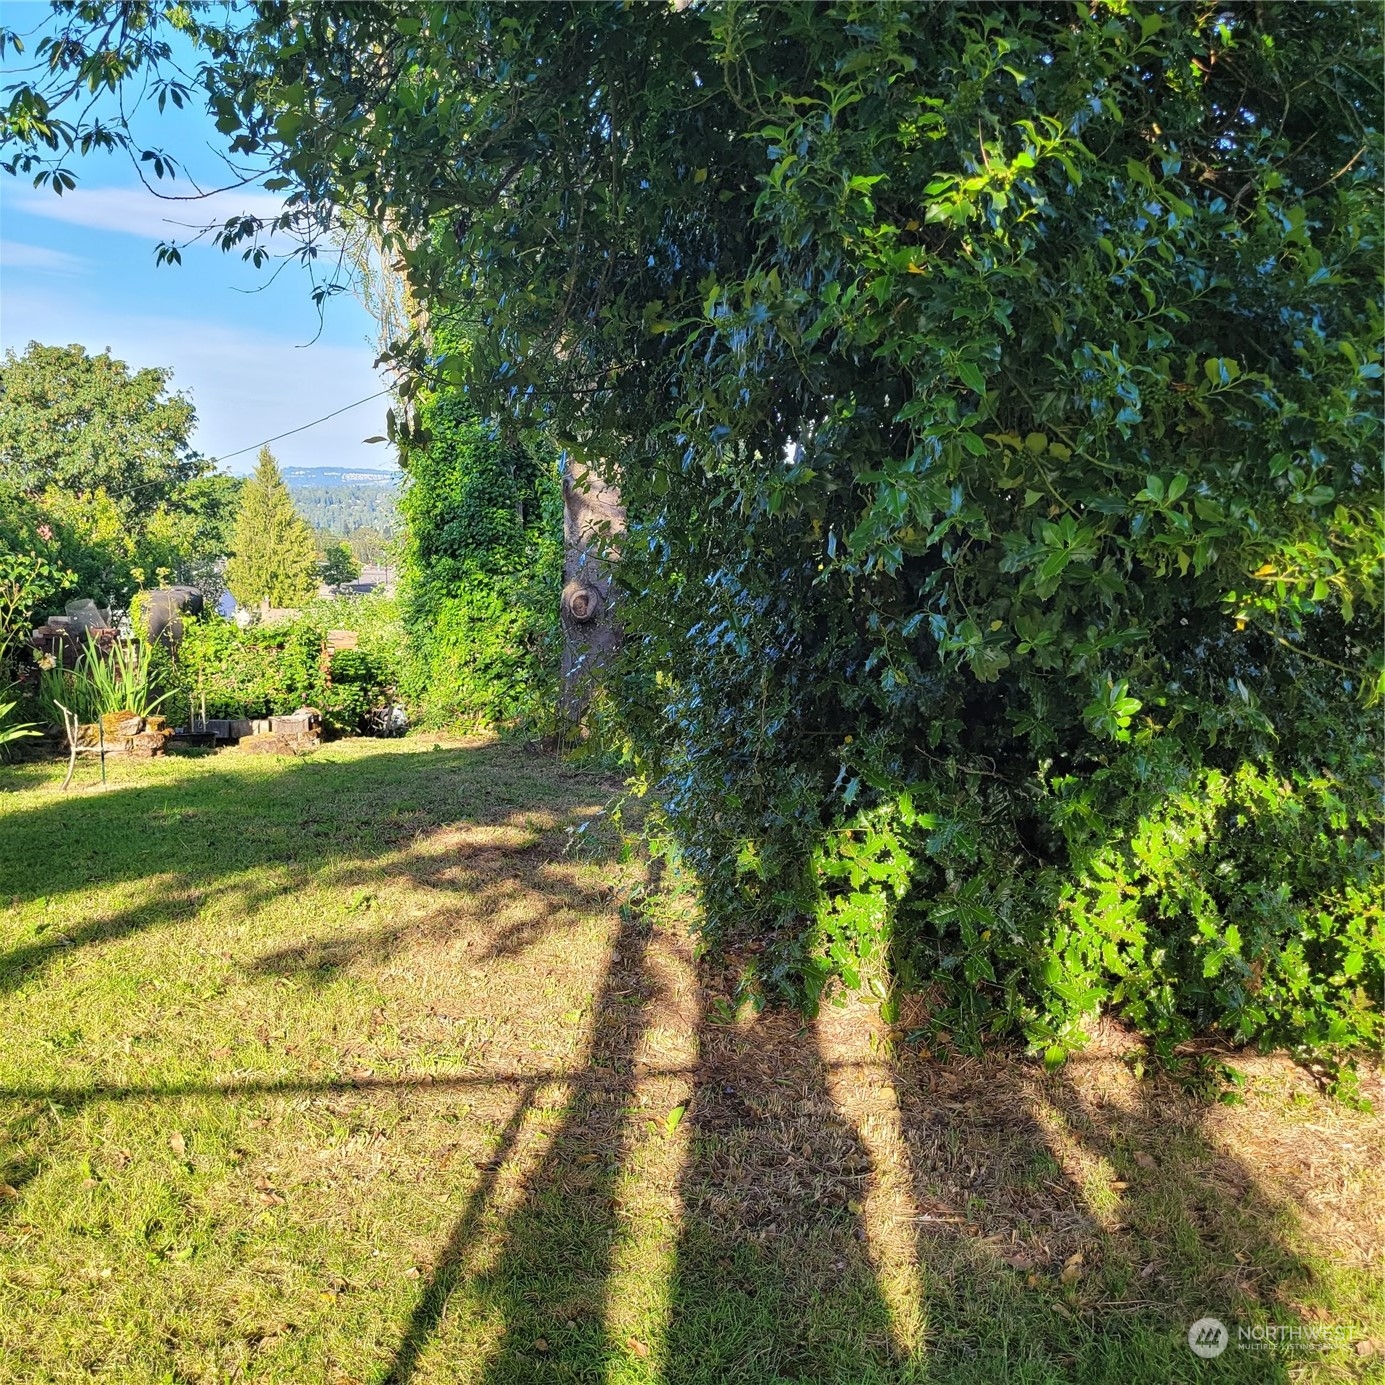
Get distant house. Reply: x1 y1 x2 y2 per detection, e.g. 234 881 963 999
338 564 397 597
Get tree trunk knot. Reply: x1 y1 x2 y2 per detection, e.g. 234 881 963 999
562 580 605 625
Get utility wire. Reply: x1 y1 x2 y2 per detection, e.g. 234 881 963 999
3 389 397 511
212 388 393 463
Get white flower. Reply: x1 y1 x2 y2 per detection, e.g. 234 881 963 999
38 654 57 670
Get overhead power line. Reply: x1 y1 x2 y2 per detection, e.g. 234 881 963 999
212 388 393 463
3 389 398 511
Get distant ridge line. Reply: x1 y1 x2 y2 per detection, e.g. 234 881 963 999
282 466 402 488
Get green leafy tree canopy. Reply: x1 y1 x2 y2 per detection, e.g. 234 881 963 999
0 341 204 515
0 341 240 617
317 539 361 592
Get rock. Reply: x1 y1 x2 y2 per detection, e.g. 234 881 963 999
237 734 285 754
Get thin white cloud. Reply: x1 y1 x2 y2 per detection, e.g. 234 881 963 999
12 184 289 244
0 240 87 275
0 291 392 476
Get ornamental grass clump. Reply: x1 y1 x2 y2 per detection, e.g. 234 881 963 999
39 634 169 728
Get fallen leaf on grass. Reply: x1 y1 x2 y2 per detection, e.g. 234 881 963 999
1356 1340 1379 1358
0 1184 18 1200
169 1132 186 1158
532 1338 548 1353
627 1337 650 1358
665 1104 685 1135
1133 1152 1156 1171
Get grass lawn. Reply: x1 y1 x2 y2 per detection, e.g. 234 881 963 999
0 736 1380 1384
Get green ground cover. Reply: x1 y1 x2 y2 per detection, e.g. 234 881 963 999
0 739 1380 1383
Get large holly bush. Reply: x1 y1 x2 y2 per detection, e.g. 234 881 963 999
4 2 1379 1071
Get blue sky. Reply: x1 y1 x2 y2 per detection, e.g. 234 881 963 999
0 2 392 477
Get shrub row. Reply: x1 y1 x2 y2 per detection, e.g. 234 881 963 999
157 595 403 734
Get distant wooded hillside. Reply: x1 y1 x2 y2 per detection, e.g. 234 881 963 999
283 468 401 536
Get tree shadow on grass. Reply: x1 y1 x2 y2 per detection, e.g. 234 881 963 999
0 747 1369 1380
654 979 1353 1385
376 867 668 1383
0 1029 1335 1382
363 880 926 1385
851 1021 1339 1384
0 742 619 995
663 997 916 1385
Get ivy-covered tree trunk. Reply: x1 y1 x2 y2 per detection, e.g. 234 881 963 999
558 459 624 726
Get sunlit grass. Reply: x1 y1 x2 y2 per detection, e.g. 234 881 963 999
0 739 1380 1383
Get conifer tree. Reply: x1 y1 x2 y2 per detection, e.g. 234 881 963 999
224 447 319 609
